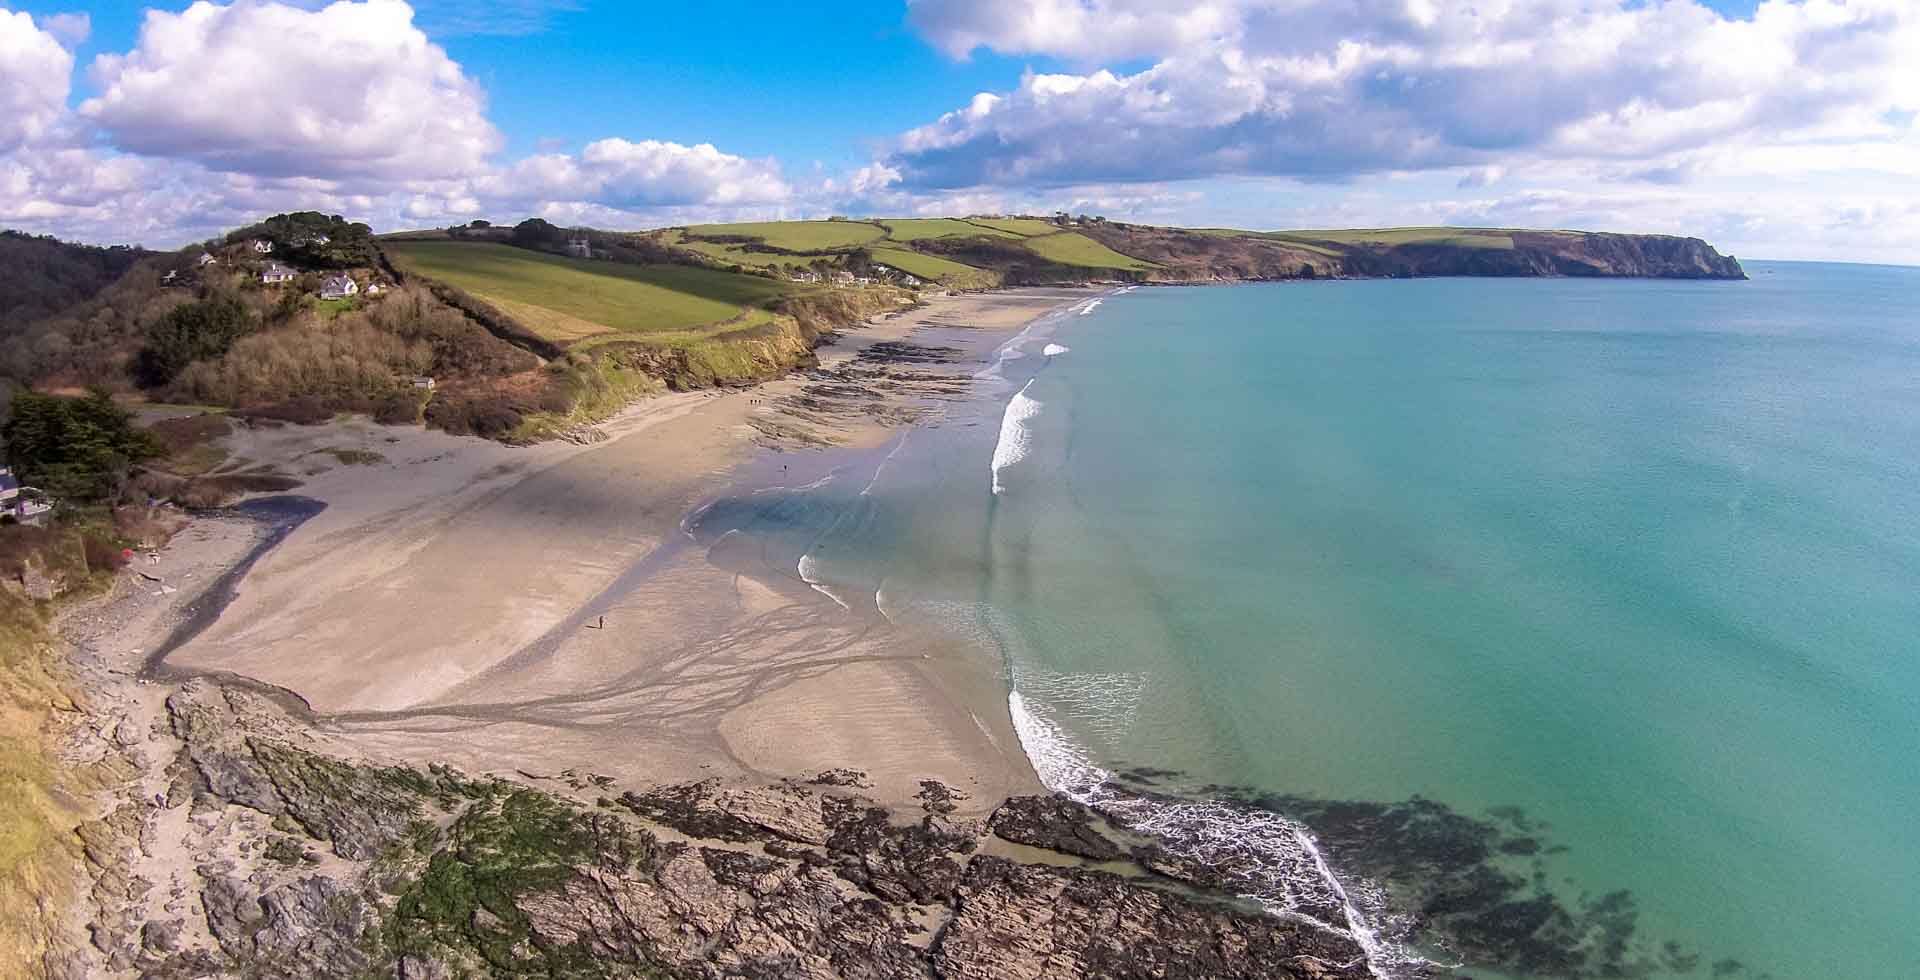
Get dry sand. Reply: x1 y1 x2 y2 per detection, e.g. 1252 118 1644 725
159 288 1094 812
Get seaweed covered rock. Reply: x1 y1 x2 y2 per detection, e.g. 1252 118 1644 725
989 795 1125 861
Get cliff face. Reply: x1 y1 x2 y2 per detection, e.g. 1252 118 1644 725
1342 232 1747 280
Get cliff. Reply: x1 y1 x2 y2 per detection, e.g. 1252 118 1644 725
1075 225 1747 282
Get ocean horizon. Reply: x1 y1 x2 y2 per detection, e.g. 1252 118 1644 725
731 261 1920 979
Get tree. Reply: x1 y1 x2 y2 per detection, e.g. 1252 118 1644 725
468 219 492 229
2 389 162 502
136 296 254 387
511 218 564 248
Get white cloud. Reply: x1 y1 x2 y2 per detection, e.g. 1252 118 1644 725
81 0 501 181
0 10 76 152
893 0 1920 191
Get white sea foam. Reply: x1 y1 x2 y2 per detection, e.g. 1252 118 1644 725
1078 298 1103 316
1007 687 1404 979
1042 343 1071 357
989 380 1043 495
796 554 851 611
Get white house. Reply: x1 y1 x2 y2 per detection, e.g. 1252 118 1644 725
364 282 387 295
161 270 180 285
197 253 218 267
319 275 359 300
0 468 50 524
251 239 274 254
261 262 296 284
567 238 593 259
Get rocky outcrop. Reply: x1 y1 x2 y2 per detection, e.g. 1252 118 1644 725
989 795 1125 861
941 858 1372 980
68 678 1382 979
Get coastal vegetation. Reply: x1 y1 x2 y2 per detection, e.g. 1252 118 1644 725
681 219 885 251
875 217 1020 242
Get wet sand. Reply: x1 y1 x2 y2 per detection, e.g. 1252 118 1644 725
160 288 1094 812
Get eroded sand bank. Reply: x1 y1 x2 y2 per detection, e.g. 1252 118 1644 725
163 288 1093 812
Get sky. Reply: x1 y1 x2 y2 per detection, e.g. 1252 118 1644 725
1 0 1916 263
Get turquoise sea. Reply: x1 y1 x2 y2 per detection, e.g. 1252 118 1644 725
701 262 1920 979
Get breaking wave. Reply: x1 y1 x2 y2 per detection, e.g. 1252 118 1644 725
989 379 1043 496
1043 343 1071 357
1007 689 1409 980
796 553 851 611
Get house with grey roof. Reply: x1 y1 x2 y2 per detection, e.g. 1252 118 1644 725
319 275 359 300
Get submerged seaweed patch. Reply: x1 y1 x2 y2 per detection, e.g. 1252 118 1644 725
1242 791 1767 980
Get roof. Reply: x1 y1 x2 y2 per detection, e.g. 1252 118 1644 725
321 275 355 288
263 262 294 275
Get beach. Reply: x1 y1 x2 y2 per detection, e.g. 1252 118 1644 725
150 287 1094 814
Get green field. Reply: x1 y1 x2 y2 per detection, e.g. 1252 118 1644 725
1278 227 1517 250
1192 229 1345 257
1022 232 1159 271
682 220 884 251
967 217 1060 237
877 218 1019 242
662 231 791 270
384 241 793 343
869 247 1000 288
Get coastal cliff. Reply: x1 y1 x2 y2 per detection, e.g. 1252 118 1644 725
1073 225 1747 283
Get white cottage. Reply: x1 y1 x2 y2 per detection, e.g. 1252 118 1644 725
261 262 296 284
319 275 359 300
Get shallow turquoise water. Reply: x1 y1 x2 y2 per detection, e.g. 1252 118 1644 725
714 264 1920 978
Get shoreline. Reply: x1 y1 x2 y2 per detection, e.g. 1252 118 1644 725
134 285 1098 814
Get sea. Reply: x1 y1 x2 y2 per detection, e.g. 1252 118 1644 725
692 261 1920 980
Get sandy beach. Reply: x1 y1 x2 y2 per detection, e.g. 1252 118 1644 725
154 288 1092 813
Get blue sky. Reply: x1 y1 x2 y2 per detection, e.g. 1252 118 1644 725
1 1 1915 263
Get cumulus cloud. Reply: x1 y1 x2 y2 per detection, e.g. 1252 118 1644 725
0 10 76 152
495 139 792 209
81 0 501 181
893 0 1920 189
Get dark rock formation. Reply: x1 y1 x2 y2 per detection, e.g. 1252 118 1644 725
941 857 1372 980
91 679 1384 980
989 795 1125 862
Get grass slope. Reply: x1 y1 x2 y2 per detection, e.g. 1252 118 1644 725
965 217 1060 237
877 218 1019 242
1277 227 1517 250
1022 232 1159 271
663 232 790 270
384 242 792 344
682 220 884 251
869 247 1000 288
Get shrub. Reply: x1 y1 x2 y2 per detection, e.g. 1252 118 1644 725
135 295 255 387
